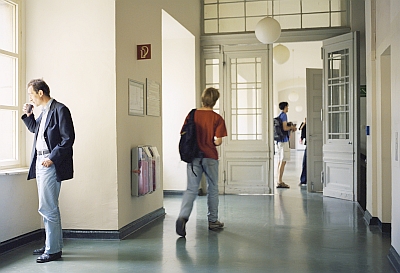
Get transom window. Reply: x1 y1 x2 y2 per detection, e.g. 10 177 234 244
203 0 349 34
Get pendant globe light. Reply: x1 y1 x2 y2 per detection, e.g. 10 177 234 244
273 44 290 64
255 17 281 44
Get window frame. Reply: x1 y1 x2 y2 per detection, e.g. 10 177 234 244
0 0 26 171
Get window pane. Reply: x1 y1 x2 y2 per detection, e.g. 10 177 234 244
219 2 244 18
205 59 219 84
331 11 347 27
204 0 217 3
303 13 330 28
219 18 245 33
276 14 301 29
0 53 17 106
204 4 217 19
275 1 300 15
204 19 218 33
246 1 271 16
302 0 329 13
0 1 15 52
331 0 347 12
0 110 17 162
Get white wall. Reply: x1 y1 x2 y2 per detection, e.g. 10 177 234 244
162 10 196 190
115 0 201 227
366 0 400 255
25 0 118 230
1 0 201 244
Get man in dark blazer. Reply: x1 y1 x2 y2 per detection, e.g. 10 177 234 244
21 79 75 263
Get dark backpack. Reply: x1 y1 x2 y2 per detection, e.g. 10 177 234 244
179 109 200 164
273 116 286 141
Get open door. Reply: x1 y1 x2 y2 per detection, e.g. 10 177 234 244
322 32 360 201
306 68 323 192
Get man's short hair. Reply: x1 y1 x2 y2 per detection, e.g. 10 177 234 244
27 79 50 97
279 101 288 110
202 87 220 108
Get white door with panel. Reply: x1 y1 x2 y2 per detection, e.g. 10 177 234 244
306 68 323 192
223 50 271 194
322 32 360 200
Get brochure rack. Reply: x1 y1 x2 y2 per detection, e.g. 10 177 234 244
131 146 160 196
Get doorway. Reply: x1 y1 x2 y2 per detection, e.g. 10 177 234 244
161 10 196 191
379 47 392 231
273 41 323 189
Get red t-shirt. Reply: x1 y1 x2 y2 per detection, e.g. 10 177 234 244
181 110 227 160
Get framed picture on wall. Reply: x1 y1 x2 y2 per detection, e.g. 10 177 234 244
128 79 145 116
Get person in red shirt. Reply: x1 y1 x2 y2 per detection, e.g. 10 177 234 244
176 87 227 237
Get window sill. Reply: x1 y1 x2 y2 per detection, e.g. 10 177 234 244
0 167 29 176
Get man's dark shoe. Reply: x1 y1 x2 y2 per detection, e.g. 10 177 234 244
36 251 62 263
33 246 45 255
176 217 187 237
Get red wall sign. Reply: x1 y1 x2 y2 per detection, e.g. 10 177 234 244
137 44 151 60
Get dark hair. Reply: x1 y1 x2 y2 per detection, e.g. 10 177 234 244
202 87 220 108
27 79 50 97
279 101 288 110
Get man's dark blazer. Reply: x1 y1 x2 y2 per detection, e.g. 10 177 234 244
22 99 75 182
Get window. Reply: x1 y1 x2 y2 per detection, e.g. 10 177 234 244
0 0 21 169
203 0 349 34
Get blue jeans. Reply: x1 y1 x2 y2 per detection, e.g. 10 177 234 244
36 154 63 254
300 147 307 184
179 158 219 223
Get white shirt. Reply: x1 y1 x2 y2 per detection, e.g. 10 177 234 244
36 99 53 152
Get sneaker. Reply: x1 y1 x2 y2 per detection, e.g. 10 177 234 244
276 182 290 188
209 220 224 230
176 217 187 237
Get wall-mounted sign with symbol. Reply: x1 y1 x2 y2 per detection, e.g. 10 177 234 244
137 44 151 60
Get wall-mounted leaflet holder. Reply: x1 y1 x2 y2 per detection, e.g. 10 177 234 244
131 146 160 197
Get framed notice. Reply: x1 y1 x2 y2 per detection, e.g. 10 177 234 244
129 79 145 116
146 79 161 117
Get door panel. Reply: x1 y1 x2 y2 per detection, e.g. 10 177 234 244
223 50 270 194
306 68 323 192
322 32 359 201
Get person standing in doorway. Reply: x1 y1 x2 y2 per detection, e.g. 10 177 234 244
299 118 307 186
22 79 75 263
176 87 227 237
276 101 297 188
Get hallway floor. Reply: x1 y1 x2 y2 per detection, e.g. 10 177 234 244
0 151 395 272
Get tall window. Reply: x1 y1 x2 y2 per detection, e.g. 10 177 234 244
203 0 349 34
0 0 21 169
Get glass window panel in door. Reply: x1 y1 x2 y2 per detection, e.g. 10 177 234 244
230 57 261 141
331 11 348 27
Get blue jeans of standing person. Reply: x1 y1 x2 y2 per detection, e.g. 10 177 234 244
36 154 63 254
179 158 219 223
300 147 307 184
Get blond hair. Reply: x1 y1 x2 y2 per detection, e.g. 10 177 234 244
201 87 220 108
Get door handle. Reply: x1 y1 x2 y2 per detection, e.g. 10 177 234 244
348 141 353 145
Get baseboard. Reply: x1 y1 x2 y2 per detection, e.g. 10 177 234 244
378 219 391 234
0 208 166 254
63 207 166 240
364 209 379 226
0 229 44 255
163 190 184 196
388 246 400 273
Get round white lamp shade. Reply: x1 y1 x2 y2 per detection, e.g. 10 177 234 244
255 17 281 44
273 44 290 64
